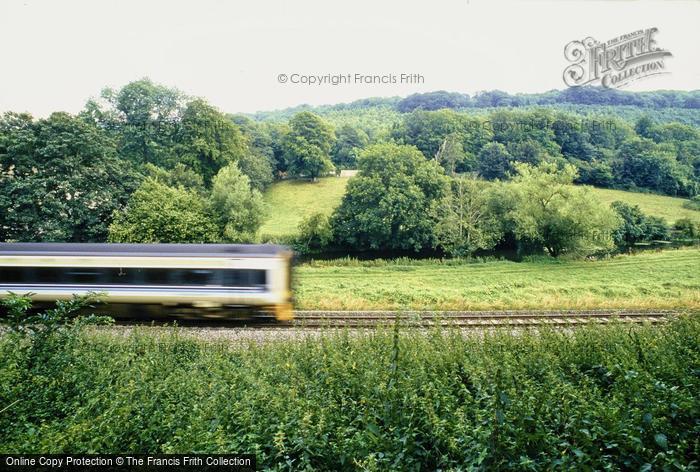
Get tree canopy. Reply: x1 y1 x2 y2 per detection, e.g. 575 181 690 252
283 112 336 180
505 163 619 257
332 143 449 251
0 112 140 242
108 178 219 243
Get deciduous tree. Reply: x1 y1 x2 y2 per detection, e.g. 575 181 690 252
332 143 448 251
210 164 265 242
506 163 619 257
0 112 140 242
108 179 218 243
283 112 335 180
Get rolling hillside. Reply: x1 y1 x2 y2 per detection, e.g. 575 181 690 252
260 176 699 239
260 176 351 238
590 187 699 223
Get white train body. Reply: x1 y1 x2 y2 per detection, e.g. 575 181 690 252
0 243 294 320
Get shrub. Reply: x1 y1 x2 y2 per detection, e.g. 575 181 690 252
683 195 700 211
674 217 700 239
294 212 333 253
612 201 671 246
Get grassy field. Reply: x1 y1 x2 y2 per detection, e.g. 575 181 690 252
591 187 699 223
294 248 700 311
260 176 350 238
260 177 698 239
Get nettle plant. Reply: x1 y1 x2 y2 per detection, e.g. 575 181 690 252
0 292 112 358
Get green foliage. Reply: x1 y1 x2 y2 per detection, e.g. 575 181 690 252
434 133 467 175
1 309 698 469
611 201 671 246
332 143 449 251
477 142 513 180
506 163 619 257
391 110 491 171
613 137 694 196
174 99 247 184
144 163 205 192
108 178 219 243
210 164 265 242
674 218 700 239
283 112 335 180
84 78 185 167
294 212 334 253
331 124 369 169
435 176 503 256
237 151 274 191
0 293 110 338
0 112 141 242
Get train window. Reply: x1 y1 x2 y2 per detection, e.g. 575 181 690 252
222 269 266 287
66 268 104 284
177 269 217 286
103 268 131 285
35 267 63 284
141 268 171 285
250 270 266 286
0 267 25 284
0 266 267 289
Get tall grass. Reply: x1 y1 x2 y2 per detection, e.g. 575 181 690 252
0 298 698 469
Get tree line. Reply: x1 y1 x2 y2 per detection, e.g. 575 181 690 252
297 144 699 258
1 78 698 257
397 88 700 112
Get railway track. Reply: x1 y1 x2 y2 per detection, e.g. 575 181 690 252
284 309 677 328
112 309 683 329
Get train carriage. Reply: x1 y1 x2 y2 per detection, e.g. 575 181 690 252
0 243 294 321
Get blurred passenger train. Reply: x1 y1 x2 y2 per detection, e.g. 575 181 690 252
0 243 294 321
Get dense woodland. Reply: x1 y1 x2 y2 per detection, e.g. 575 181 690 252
1 79 699 257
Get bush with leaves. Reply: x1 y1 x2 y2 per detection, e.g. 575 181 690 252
294 212 334 253
435 176 503 257
673 218 700 240
0 293 111 433
611 201 671 247
505 163 619 257
210 164 266 242
108 178 220 243
0 311 697 469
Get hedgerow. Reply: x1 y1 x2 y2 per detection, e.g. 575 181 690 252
0 297 698 470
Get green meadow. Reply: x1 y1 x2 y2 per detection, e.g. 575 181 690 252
260 176 699 240
294 248 700 311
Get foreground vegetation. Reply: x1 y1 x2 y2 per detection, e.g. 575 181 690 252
294 248 700 311
0 295 697 469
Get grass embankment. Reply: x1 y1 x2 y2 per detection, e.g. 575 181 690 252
260 176 350 239
294 248 700 311
592 187 699 224
260 176 699 240
1 317 698 469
